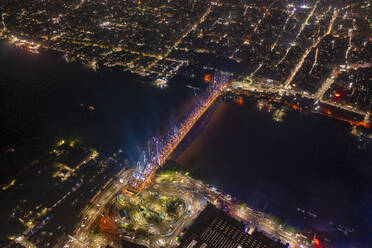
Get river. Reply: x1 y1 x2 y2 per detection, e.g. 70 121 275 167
0 40 371 247
0 40 195 180
177 101 372 247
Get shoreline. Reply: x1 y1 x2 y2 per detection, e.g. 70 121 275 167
174 99 372 247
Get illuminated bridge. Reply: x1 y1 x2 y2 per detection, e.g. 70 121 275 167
127 72 230 193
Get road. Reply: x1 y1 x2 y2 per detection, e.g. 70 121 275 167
284 8 339 89
230 79 370 120
64 73 229 247
146 5 212 71
131 75 228 191
63 169 133 247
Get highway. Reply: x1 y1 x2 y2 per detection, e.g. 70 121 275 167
63 70 368 248
63 169 133 247
158 172 313 248
131 74 229 191
227 203 311 248
64 73 229 248
62 68 370 248
230 79 370 123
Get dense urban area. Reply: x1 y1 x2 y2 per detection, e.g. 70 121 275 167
1 0 371 113
0 0 371 248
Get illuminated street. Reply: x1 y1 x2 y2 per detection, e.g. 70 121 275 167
1 0 372 247
62 71 315 248
128 72 230 192
65 169 314 248
63 72 230 247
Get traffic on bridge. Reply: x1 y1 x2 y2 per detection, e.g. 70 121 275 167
128 71 231 192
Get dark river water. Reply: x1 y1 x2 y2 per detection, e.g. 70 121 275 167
0 40 371 247
177 102 372 247
0 40 195 179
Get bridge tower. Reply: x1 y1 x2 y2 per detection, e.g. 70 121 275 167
125 71 231 194
125 137 163 194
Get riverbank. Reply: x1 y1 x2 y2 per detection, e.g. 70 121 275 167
176 101 372 247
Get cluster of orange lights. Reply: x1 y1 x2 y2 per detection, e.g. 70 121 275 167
98 215 117 233
284 100 301 111
236 97 244 105
204 74 212 83
312 237 322 248
322 108 370 129
334 92 342 98
14 40 40 54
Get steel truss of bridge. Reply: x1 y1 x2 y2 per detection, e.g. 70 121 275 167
126 71 231 193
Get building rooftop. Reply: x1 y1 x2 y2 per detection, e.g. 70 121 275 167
179 204 287 248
